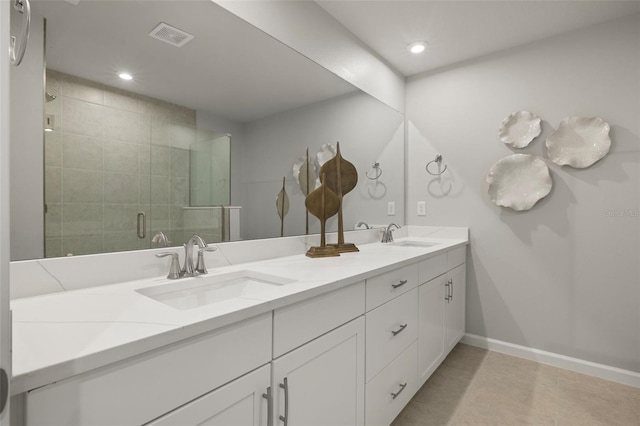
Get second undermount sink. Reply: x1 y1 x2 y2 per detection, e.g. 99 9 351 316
136 270 296 310
392 239 440 248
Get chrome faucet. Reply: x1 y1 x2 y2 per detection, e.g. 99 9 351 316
152 231 170 247
356 221 371 229
155 235 217 279
182 235 216 277
381 223 401 243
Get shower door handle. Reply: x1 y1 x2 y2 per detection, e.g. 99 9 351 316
137 212 146 239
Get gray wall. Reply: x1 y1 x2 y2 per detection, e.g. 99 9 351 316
406 15 640 372
10 11 44 260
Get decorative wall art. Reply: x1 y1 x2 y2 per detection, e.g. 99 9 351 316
487 154 552 211
320 142 359 253
488 110 611 211
546 116 611 168
293 148 318 234
305 173 341 258
275 177 289 237
498 110 542 148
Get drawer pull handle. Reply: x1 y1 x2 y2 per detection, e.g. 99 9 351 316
262 386 273 426
279 378 289 425
391 279 408 289
391 324 408 336
391 382 407 400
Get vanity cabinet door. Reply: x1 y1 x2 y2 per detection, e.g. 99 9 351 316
417 274 446 387
445 263 466 352
272 317 365 426
147 365 270 426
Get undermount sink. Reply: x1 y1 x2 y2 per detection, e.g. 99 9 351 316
136 270 295 310
392 240 440 248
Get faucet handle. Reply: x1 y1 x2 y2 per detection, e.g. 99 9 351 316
155 252 182 279
195 246 218 275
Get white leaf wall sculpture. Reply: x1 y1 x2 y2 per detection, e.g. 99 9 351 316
487 154 552 211
498 110 542 148
546 116 611 168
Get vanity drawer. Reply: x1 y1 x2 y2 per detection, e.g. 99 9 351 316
366 263 419 311
418 253 448 284
365 341 418 426
447 245 466 269
273 281 365 358
26 313 272 426
365 288 418 382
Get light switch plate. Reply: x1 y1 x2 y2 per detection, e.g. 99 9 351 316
387 201 395 216
417 201 426 216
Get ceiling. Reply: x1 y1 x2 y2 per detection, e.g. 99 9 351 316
33 0 356 123
32 0 640 119
317 0 640 77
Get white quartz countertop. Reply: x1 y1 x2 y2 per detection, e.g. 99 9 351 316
10 231 467 394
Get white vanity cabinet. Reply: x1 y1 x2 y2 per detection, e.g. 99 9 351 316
147 365 270 426
272 317 365 426
417 247 467 387
444 263 466 352
25 313 273 426
364 264 420 426
16 242 468 426
418 273 447 386
271 281 366 426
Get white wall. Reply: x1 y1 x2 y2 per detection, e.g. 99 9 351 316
10 11 43 260
213 0 405 113
240 91 404 241
406 15 640 372
1 0 13 419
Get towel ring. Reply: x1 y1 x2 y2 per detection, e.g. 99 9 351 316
426 155 447 176
366 162 383 180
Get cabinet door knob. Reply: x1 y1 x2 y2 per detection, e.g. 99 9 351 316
444 281 450 302
392 279 408 289
391 323 408 336
391 382 407 400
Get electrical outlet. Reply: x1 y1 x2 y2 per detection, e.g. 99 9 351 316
387 201 395 216
417 201 426 216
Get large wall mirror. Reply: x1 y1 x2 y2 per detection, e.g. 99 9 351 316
17 0 404 259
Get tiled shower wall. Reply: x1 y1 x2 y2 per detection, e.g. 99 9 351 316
44 70 207 256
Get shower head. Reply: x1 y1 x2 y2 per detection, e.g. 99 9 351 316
45 92 56 102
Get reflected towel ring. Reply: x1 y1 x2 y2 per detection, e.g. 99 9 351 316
10 0 31 67
366 162 383 180
426 155 447 176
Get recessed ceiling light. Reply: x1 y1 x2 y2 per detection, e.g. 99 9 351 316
118 72 133 81
408 41 427 54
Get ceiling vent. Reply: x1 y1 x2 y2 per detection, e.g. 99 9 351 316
149 22 194 48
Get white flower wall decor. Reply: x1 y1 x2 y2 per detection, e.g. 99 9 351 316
487 154 552 211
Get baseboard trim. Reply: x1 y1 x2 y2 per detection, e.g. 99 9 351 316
461 333 640 388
